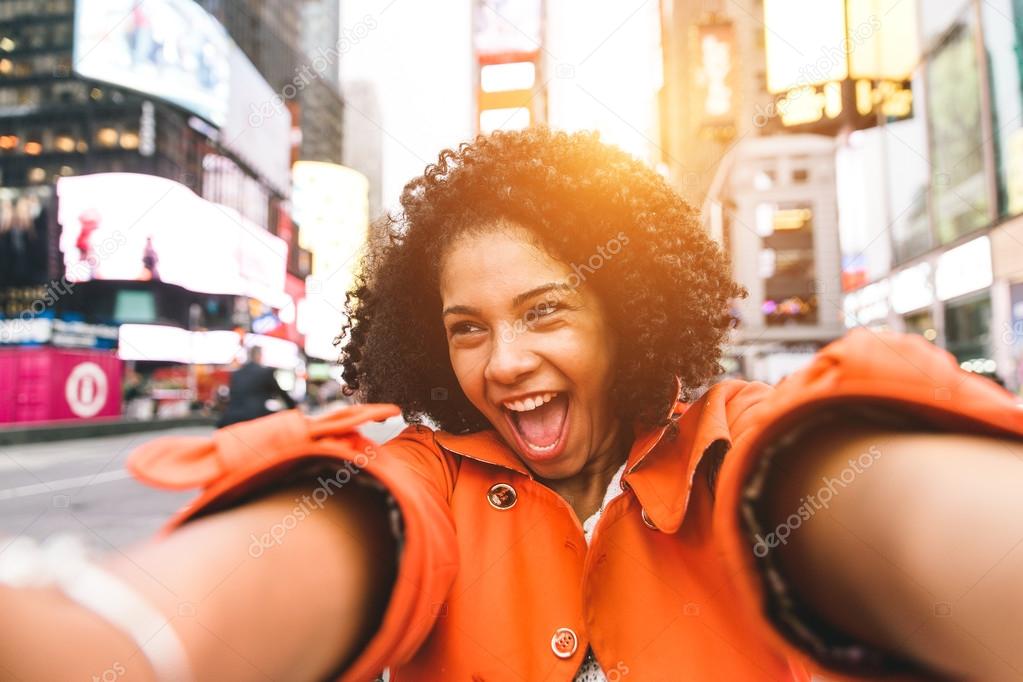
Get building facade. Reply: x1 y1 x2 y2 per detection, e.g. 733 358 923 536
661 0 1023 388
0 0 325 423
198 0 345 165
661 0 844 382
709 134 844 383
837 0 1023 389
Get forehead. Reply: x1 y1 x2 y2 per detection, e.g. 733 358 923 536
439 228 572 302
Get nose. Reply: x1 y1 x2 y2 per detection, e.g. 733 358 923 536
484 325 541 386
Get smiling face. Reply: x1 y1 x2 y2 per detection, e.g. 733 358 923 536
439 224 623 480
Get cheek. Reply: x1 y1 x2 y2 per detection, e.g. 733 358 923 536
572 322 618 394
448 345 487 403
547 327 612 386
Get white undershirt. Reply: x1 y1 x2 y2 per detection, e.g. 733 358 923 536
573 461 628 682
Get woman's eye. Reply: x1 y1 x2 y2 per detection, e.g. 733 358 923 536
531 301 564 319
535 302 559 317
450 321 483 336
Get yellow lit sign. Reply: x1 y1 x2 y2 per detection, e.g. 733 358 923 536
774 208 813 230
777 84 842 127
763 0 918 134
855 78 913 118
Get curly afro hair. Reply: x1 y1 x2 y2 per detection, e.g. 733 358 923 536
338 127 744 434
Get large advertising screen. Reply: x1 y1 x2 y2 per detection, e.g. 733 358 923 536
73 0 230 126
473 0 542 57
57 174 288 307
221 45 292 196
291 162 369 360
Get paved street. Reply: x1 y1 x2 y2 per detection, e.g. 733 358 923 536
0 414 409 552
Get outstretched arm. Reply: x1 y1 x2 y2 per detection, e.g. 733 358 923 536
0 478 397 681
762 419 1023 681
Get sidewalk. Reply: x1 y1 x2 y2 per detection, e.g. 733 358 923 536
0 415 217 446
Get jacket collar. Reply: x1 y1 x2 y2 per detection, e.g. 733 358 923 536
432 377 731 530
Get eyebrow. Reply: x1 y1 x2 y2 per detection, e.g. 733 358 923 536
441 282 569 317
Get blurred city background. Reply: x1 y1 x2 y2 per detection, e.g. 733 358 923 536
0 0 1020 543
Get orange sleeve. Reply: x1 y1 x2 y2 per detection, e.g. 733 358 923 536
126 405 459 681
709 329 1023 681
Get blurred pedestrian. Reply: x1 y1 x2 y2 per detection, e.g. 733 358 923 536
216 346 296 428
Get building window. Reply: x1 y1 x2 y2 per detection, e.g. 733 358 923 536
758 202 817 326
23 130 42 155
753 168 775 190
944 292 991 366
53 128 76 153
884 65 933 264
926 14 989 244
903 309 937 341
980 0 1023 219
95 126 119 148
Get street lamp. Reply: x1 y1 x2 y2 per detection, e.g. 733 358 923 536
762 0 919 133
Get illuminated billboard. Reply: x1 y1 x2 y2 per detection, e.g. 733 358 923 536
73 0 230 126
57 174 288 307
473 0 542 57
291 162 369 360
693 22 738 138
221 45 292 196
473 0 545 135
761 0 917 134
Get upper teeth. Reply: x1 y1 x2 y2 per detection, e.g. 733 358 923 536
503 392 557 412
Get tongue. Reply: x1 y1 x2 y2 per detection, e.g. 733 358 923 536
513 394 568 447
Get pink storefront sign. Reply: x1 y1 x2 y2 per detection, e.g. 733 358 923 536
0 347 123 425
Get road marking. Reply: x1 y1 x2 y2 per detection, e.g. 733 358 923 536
0 469 132 501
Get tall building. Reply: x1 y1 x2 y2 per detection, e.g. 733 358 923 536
660 0 775 206
660 0 843 381
0 0 309 423
199 0 345 165
301 0 341 90
664 0 1023 389
196 0 304 89
340 79 383 223
298 0 344 163
836 0 1023 389
707 134 844 383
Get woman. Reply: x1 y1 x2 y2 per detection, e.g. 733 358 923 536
4 128 1023 681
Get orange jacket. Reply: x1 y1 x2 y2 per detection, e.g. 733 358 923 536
128 330 1023 681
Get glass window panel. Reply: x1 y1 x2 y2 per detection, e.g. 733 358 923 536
877 65 933 263
945 293 991 364
981 0 1023 218
926 11 989 244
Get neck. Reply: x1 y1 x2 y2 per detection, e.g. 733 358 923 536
543 423 632 524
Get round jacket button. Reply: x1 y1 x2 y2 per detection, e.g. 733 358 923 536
641 508 657 529
487 483 517 510
550 627 578 658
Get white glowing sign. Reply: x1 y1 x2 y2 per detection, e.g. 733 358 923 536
935 236 992 302
57 174 289 307
890 261 933 314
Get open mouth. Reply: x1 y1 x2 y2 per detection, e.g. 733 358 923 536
501 392 570 462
